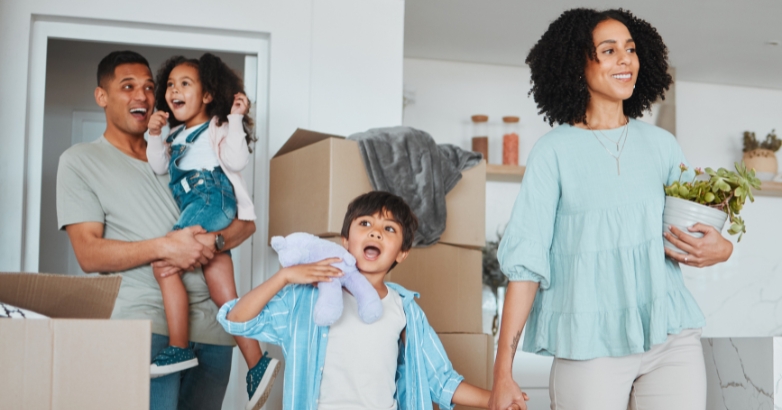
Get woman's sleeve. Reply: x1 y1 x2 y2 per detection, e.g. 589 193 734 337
146 134 170 175
497 142 560 290
218 114 250 172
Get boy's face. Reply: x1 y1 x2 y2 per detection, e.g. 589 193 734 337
342 211 409 276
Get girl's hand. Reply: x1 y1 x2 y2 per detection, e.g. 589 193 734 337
148 111 169 136
281 258 343 285
231 93 250 116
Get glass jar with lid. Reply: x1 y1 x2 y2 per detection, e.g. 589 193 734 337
471 115 489 162
502 116 520 166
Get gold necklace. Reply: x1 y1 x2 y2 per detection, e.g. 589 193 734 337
587 118 630 175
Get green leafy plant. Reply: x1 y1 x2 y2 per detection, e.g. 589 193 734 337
664 162 761 241
483 233 507 336
743 130 781 152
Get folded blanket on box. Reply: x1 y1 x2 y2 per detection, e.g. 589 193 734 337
348 126 482 247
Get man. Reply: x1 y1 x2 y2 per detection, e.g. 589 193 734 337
56 50 254 409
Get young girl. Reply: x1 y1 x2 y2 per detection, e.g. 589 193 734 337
146 53 278 410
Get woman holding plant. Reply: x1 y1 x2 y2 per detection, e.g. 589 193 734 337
490 8 734 410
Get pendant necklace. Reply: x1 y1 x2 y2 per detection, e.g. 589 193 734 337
587 118 629 175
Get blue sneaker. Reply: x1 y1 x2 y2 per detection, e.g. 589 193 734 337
150 346 198 378
245 351 280 410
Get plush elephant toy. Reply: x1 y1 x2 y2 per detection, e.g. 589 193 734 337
271 232 383 326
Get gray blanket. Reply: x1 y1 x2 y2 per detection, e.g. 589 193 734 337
348 126 482 247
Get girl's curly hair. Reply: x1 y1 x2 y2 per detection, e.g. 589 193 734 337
155 53 256 150
526 8 672 126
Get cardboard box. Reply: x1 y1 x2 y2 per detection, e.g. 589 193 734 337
387 243 483 333
0 273 150 410
436 333 495 410
269 129 486 248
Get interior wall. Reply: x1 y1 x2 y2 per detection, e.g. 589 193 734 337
0 0 405 273
38 39 245 275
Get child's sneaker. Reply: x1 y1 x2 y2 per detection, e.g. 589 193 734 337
150 346 199 378
245 351 280 410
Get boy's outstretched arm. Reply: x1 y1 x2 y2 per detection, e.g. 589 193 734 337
452 382 528 409
226 258 343 322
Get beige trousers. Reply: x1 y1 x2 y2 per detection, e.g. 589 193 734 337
549 328 706 410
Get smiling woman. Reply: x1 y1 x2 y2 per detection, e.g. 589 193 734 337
489 8 733 410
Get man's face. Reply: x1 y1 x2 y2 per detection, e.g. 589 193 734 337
95 63 154 137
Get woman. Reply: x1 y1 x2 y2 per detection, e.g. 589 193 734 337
489 8 733 410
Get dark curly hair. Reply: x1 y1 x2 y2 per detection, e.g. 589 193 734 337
154 53 256 150
526 8 672 126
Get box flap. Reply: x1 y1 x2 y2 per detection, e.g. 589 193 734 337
0 273 121 319
273 128 345 158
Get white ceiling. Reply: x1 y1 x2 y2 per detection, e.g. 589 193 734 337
404 0 782 90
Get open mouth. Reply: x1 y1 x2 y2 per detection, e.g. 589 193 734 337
171 99 185 109
363 246 381 261
612 73 632 81
129 107 147 120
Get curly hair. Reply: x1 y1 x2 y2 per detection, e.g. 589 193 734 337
526 8 672 126
154 53 256 150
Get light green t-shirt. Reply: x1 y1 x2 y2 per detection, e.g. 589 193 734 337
56 136 234 346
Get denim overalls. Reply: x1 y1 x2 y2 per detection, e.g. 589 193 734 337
167 122 237 234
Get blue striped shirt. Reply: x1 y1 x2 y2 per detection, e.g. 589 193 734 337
217 282 464 410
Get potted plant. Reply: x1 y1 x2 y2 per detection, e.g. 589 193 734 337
482 233 507 336
663 162 761 253
742 130 780 181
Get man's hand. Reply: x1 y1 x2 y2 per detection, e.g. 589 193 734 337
281 258 343 285
489 375 529 410
148 111 169 136
231 93 250 116
160 226 214 270
664 223 733 268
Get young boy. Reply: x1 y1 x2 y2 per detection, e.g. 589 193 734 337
218 191 498 409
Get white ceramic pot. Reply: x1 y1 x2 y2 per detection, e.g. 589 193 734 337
662 196 727 254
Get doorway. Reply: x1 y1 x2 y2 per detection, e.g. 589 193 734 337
24 17 271 410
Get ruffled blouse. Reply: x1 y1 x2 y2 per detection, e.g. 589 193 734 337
498 120 705 360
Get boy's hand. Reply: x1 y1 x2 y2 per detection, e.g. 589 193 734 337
148 111 169 136
231 93 250 116
281 258 343 285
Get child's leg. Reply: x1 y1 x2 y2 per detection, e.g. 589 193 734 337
153 269 190 348
203 253 262 368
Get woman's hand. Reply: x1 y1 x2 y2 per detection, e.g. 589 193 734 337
148 111 169 136
281 258 343 285
231 93 250 116
489 375 529 410
664 223 733 267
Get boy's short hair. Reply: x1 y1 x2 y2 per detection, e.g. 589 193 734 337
341 191 418 252
97 50 151 87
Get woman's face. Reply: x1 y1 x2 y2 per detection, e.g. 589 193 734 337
583 19 639 104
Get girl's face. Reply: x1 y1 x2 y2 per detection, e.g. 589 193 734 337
165 64 212 126
583 19 639 105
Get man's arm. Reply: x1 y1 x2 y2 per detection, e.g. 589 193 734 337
196 219 256 253
65 222 213 273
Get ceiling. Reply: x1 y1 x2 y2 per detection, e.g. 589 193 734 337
404 0 782 90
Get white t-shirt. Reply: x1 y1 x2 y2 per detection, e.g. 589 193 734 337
171 121 220 171
318 286 406 410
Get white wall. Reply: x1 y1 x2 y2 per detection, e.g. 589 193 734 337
676 81 782 339
0 0 405 272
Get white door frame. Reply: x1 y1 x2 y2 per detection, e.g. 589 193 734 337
22 16 270 408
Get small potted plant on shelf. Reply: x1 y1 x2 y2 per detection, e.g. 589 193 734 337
742 130 780 181
663 162 761 252
482 233 507 336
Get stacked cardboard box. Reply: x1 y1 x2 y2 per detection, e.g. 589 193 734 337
0 272 150 410
270 129 493 407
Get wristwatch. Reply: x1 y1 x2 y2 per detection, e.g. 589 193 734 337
214 233 225 252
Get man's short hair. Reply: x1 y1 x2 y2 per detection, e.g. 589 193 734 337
341 191 418 252
96 50 151 87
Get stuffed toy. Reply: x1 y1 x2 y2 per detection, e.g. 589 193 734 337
271 232 383 326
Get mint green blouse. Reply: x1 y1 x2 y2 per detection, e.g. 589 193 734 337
498 120 705 360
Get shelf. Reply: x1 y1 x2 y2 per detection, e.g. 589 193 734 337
486 164 526 182
756 181 782 198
